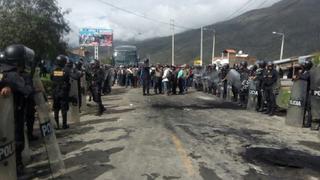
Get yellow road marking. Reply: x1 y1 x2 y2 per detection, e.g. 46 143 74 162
171 134 196 177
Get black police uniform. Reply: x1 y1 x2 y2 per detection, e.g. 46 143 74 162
297 68 312 127
239 68 249 106
90 65 106 115
51 64 71 129
1 44 35 174
263 68 278 115
20 71 37 140
255 67 266 111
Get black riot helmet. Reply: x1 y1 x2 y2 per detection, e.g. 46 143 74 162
222 63 230 70
90 59 100 69
212 64 217 70
56 55 68 68
144 58 150 67
267 61 274 69
75 60 83 70
257 60 267 69
303 59 313 71
250 64 258 72
2 44 35 70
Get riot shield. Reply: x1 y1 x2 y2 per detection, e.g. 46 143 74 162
80 76 87 112
0 95 16 180
69 78 80 124
33 68 65 176
285 80 308 127
226 84 233 102
310 67 320 120
226 69 241 90
247 80 258 111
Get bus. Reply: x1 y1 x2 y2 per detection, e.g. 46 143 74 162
113 45 139 66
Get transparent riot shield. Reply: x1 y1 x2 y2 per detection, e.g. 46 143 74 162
0 95 16 180
68 78 80 124
285 80 308 127
226 84 233 102
219 83 224 100
80 76 87 112
226 69 241 91
247 80 258 111
310 67 320 120
33 68 65 176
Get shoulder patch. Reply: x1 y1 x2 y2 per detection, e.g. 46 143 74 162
53 71 64 77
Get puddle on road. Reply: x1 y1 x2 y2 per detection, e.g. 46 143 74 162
99 127 134 141
151 101 244 111
59 147 124 180
242 147 320 179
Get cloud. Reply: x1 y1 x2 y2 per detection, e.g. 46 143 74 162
58 0 281 46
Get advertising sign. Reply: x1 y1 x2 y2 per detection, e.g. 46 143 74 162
79 28 113 47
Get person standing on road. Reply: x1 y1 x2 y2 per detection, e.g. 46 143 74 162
1 45 35 174
171 66 178 95
221 64 230 99
162 65 172 95
293 59 313 128
89 60 106 116
141 59 151 96
263 61 278 116
177 66 185 95
239 61 249 107
51 55 71 129
154 64 163 94
255 60 267 112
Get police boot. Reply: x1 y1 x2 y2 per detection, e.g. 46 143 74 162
96 104 106 116
311 119 320 131
54 110 60 129
62 111 69 129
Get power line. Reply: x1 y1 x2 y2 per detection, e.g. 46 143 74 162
225 0 255 20
95 0 195 30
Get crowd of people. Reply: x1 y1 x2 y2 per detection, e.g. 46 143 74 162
111 58 318 130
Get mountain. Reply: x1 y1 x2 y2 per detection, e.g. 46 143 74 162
117 0 320 65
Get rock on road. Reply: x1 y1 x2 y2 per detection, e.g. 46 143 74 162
39 87 320 180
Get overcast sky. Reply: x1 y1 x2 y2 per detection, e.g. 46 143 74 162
58 0 281 46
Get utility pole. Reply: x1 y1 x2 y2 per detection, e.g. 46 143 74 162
280 34 285 60
171 19 175 66
272 31 285 60
94 45 99 60
200 26 203 66
212 30 216 64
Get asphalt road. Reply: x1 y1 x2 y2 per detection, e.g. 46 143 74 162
24 87 320 180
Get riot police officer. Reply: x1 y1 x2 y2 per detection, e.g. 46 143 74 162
263 61 278 116
141 59 151 96
256 60 267 112
51 55 71 129
220 63 229 99
89 60 106 116
1 44 34 174
294 59 313 128
239 61 249 107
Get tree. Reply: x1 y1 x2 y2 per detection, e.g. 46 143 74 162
0 0 70 62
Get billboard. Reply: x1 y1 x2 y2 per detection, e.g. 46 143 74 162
79 28 113 47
